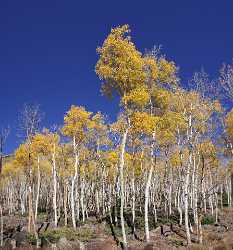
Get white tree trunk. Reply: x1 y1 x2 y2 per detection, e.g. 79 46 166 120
71 136 79 229
184 153 191 245
145 132 155 242
119 129 128 248
52 144 58 227
35 156 40 221
0 205 3 247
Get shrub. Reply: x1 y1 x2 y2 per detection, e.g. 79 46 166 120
40 227 95 243
201 215 215 225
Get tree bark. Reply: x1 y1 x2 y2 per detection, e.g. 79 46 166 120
119 129 128 248
52 143 58 227
0 205 3 247
145 132 155 242
35 156 40 221
71 136 79 229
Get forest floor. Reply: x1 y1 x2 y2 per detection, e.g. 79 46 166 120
1 208 233 250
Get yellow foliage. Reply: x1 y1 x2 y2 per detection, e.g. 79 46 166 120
130 112 159 135
89 112 105 131
32 131 59 155
14 143 31 169
170 148 189 168
1 161 22 178
122 85 150 108
155 111 186 145
157 58 177 84
96 24 146 97
62 105 92 141
198 140 217 158
106 151 118 166
144 56 159 81
213 100 222 113
151 87 171 110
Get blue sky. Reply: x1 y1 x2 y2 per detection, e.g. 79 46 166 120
0 0 233 153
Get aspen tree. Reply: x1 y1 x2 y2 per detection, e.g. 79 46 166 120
96 24 147 247
62 105 92 228
14 143 40 246
32 130 60 226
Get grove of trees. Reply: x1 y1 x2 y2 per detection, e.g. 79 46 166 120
1 25 233 248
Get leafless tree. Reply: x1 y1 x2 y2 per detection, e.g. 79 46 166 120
189 68 221 100
18 103 43 248
219 62 233 99
0 127 10 174
219 61 233 205
18 103 43 141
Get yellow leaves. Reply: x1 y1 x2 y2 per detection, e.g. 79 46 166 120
12 131 60 176
199 140 216 155
130 112 158 135
111 113 128 134
228 160 233 174
213 100 222 113
151 87 171 110
1 161 21 178
125 151 144 177
170 151 181 168
122 85 150 108
106 151 118 166
144 56 159 81
89 112 106 131
155 111 185 145
170 148 189 168
198 140 220 170
14 143 30 168
95 24 146 97
62 105 92 140
157 58 177 84
95 24 179 118
32 131 59 155
160 112 186 131
170 89 220 136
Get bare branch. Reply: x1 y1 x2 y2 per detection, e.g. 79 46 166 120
18 103 44 141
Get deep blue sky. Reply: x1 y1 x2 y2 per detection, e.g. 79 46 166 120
0 0 233 153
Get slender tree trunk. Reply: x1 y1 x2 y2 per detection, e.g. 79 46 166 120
119 129 128 248
131 173 136 236
64 179 68 227
80 179 85 222
230 175 233 207
71 136 79 229
0 205 3 247
198 214 203 244
35 156 40 221
28 179 39 248
52 144 58 227
215 191 218 224
145 164 154 242
145 132 155 242
184 153 191 245
178 188 183 226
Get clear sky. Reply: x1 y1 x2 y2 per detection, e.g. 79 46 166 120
0 0 233 153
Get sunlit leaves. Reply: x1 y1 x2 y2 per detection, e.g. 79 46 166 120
130 112 159 135
62 105 92 142
96 24 146 97
157 58 177 85
122 86 150 108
